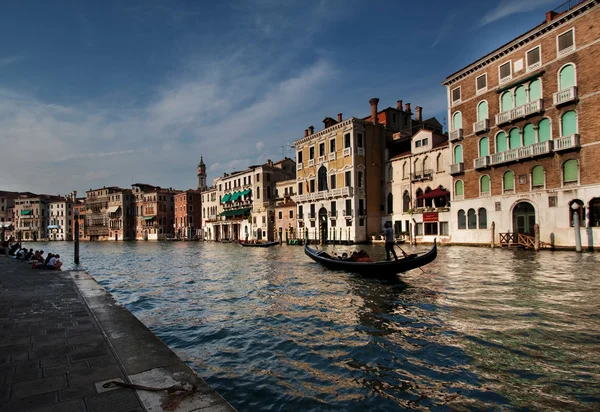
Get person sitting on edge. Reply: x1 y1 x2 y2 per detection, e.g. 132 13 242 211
46 254 58 270
51 254 62 271
8 242 20 256
16 247 28 260
383 222 399 261
24 249 34 262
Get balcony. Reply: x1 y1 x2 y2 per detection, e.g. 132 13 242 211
297 213 304 220
490 140 555 166
473 119 490 134
308 159 315 167
554 134 580 152
328 152 336 161
449 128 463 142
328 210 337 218
553 86 578 106
495 99 543 125
343 209 353 218
473 156 490 169
343 147 352 157
449 162 464 175
308 212 316 220
357 147 365 156
318 156 326 163
411 169 433 182
294 186 353 203
297 162 303 170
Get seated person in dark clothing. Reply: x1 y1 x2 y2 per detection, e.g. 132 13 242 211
8 243 20 256
24 249 34 261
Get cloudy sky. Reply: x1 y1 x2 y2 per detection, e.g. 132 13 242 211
0 0 560 195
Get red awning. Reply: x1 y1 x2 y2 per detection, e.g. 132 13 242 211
417 187 449 199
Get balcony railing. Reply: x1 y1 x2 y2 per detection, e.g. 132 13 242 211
328 210 337 218
297 213 303 220
308 159 315 166
343 209 353 217
294 186 353 203
449 128 463 142
495 99 543 125
329 152 336 161
554 134 580 151
553 86 578 106
489 140 555 166
449 162 464 175
297 162 303 170
343 147 352 157
411 169 433 182
318 156 325 163
473 156 490 169
504 148 520 163
473 119 490 134
357 147 365 156
308 212 316 220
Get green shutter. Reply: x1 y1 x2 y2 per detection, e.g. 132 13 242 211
501 92 513 112
454 145 463 163
529 79 541 101
532 166 544 187
453 112 462 130
523 124 535 146
479 137 489 157
509 128 521 149
455 180 464 196
504 171 514 190
538 118 551 142
477 101 488 122
563 160 578 182
515 86 527 107
496 132 507 152
559 64 575 90
561 111 577 136
481 175 490 193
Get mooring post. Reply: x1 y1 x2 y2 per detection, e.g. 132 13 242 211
491 221 495 248
534 223 540 251
572 203 582 252
74 209 80 265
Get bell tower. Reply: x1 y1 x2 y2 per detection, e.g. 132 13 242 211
197 156 207 191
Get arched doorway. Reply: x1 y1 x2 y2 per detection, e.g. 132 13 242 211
318 207 328 241
318 166 327 191
513 202 536 236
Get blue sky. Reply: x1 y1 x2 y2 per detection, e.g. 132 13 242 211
0 0 561 195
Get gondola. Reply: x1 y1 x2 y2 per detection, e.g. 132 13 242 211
238 240 280 248
304 239 437 277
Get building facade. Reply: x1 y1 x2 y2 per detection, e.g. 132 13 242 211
13 194 49 241
274 179 297 242
442 0 600 247
48 193 75 241
132 184 178 241
201 187 219 241
174 190 202 240
0 191 18 239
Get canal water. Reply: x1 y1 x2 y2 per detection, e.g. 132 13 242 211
22 241 600 411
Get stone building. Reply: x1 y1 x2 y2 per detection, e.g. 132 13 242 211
174 189 202 240
132 184 178 241
85 187 134 241
0 191 19 239
442 0 600 247
13 194 50 241
201 186 219 241
274 179 298 242
73 199 87 241
48 192 76 241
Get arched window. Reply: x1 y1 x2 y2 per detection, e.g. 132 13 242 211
479 137 489 157
561 110 578 136
515 85 527 106
523 123 535 146
436 153 444 172
480 175 490 195
402 162 408 179
318 166 327 191
478 208 488 229
532 165 545 189
569 199 585 228
387 165 393 182
403 191 410 213
559 64 576 90
455 180 464 198
458 210 466 229
538 118 551 142
496 131 508 153
503 171 515 192
467 209 477 229
387 193 393 214
589 198 600 227
452 112 462 131
529 79 542 101
509 128 521 149
454 145 463 163
423 157 432 176
501 91 513 112
416 188 424 208
414 158 422 174
563 159 578 185
424 187 433 208
477 101 488 121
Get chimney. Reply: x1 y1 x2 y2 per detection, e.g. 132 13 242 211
405 103 411 113
397 100 403 111
546 10 558 23
337 113 343 122
369 98 379 124
309 125 314 135
304 129 308 137
415 106 422 122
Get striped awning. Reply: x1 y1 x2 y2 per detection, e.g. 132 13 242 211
221 193 231 203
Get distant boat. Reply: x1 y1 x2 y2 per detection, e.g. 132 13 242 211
304 239 437 277
238 240 279 248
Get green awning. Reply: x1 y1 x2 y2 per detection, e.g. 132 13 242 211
240 189 251 197
140 215 156 221
220 207 251 217
230 192 242 202
21 210 32 215
221 193 231 203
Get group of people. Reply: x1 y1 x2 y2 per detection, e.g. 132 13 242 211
0 237 63 270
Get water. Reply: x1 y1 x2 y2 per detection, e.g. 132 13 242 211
22 241 600 411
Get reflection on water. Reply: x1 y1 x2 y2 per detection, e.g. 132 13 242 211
24 241 600 411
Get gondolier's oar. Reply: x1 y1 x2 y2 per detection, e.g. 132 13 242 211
395 243 425 273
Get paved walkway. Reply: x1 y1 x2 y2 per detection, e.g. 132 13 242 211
0 256 236 412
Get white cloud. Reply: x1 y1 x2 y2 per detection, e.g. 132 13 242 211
431 13 456 47
256 141 265 151
479 0 556 27
0 54 25 67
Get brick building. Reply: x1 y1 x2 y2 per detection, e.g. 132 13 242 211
442 0 600 247
274 179 297 242
73 200 87 241
174 190 202 240
85 187 134 241
132 184 178 241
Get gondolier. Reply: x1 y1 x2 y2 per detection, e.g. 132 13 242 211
383 222 399 261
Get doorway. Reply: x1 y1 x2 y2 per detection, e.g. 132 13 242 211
513 202 536 236
319 207 328 241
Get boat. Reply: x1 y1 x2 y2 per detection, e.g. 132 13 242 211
238 240 280 248
304 239 437 276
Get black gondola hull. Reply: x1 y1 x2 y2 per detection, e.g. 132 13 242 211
239 240 279 248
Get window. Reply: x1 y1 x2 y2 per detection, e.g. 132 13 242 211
436 154 444 172
451 87 461 104
559 64 576 90
331 201 336 215
538 118 551 142
523 124 535 146
477 101 488 122
357 133 363 148
452 111 462 131
467 209 477 229
358 171 364 188
454 145 463 163
416 223 423 236
440 221 449 235
415 140 422 148
425 222 438 235
515 85 527 107
499 61 512 83
256 174 260 182
387 193 393 214
526 46 541 71
479 137 489 157
310 179 315 192
298 151 303 163
529 79 542 101
422 138 428 146
319 143 325 157
458 210 466 229
330 139 336 153
561 110 578 136
298 205 303 218
344 133 351 148
359 199 365 216
278 211 282 219
298 182 303 195
454 180 464 198
476 73 487 93
503 171 515 192
345 171 351 187
478 208 488 229
500 91 513 112
563 159 578 185
532 165 544 189
403 191 410 213
345 199 352 216
557 29 575 56
309 146 315 160
481 175 490 195
509 128 521 149
496 131 508 153
589 198 600 227
330 174 336 190
569 199 585 228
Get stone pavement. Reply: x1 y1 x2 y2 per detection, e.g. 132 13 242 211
0 256 237 412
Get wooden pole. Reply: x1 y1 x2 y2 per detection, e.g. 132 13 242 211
74 218 80 264
491 221 495 249
534 223 540 251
